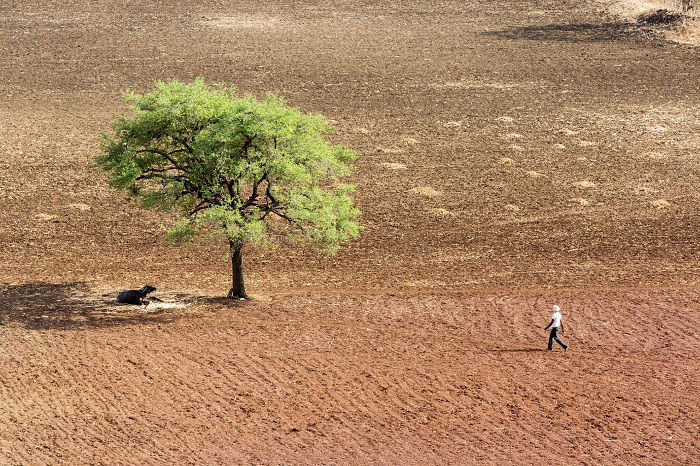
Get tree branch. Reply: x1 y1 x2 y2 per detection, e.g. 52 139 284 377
242 173 266 209
189 201 210 216
179 179 220 207
265 175 278 205
134 148 190 173
135 166 182 180
226 179 236 202
170 134 195 154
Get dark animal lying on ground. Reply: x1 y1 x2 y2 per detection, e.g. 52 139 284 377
116 286 159 305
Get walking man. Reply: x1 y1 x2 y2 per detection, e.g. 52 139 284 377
544 305 569 351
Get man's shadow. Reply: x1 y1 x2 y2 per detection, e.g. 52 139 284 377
0 282 197 330
493 348 544 353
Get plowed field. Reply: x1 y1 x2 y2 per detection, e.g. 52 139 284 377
1 0 699 464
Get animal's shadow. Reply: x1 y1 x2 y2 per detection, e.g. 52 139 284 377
0 282 231 330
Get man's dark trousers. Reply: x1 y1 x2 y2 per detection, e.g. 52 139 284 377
548 327 568 350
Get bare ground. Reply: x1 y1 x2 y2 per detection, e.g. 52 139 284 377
0 0 699 464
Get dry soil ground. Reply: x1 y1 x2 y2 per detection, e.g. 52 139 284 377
0 0 699 464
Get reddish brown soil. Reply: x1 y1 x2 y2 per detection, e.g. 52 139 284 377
0 0 699 464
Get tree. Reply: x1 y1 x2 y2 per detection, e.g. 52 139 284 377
94 79 361 299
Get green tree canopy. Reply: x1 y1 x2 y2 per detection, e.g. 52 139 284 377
95 79 361 298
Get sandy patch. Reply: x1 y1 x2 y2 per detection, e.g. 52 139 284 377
502 133 523 140
635 186 659 194
68 203 91 211
410 187 442 197
143 302 187 312
598 0 673 20
381 162 407 170
525 170 546 178
600 1 699 46
575 180 597 188
432 80 521 90
428 208 453 217
376 146 403 154
645 151 668 160
650 199 671 208
583 103 700 140
666 20 700 46
569 197 591 206
403 279 447 287
203 14 282 30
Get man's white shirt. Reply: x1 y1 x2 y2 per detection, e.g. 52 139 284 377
551 311 562 328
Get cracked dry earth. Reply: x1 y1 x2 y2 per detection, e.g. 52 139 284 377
0 0 699 464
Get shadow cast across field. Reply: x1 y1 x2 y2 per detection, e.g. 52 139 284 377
0 282 224 330
481 22 656 43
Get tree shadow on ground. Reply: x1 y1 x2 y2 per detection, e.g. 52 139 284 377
481 22 659 43
0 282 229 330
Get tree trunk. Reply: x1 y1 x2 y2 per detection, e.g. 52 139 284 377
227 240 247 299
